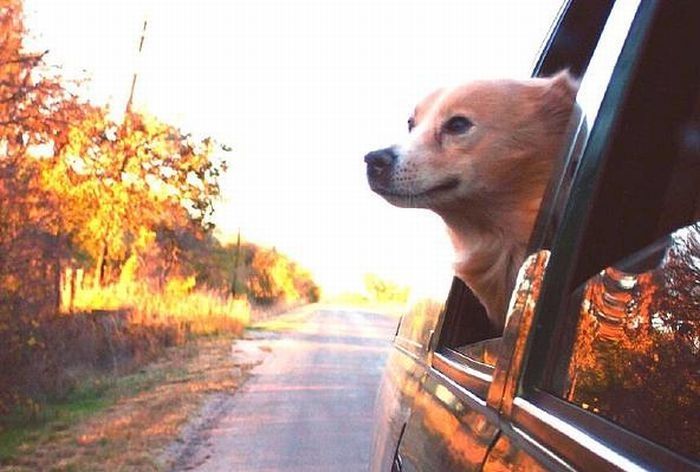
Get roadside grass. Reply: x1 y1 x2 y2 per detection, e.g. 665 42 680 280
0 381 112 464
1 281 249 430
70 281 251 337
0 335 247 472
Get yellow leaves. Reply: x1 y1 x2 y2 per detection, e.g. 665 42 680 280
119 255 140 287
38 106 227 275
247 247 319 304
135 227 156 249
165 276 196 296
363 273 410 304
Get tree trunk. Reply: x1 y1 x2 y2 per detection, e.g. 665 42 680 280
53 250 61 315
94 239 108 287
230 229 241 297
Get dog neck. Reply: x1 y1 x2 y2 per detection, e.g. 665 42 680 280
439 197 542 330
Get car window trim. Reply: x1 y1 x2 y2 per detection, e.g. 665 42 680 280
433 348 493 389
394 335 425 361
511 392 699 472
427 359 495 415
533 0 615 79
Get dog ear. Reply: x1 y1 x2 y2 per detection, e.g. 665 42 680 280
543 69 579 105
539 69 579 126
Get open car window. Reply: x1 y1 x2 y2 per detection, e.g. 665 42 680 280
433 0 616 384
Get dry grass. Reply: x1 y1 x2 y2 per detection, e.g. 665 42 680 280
1 282 249 418
1 336 248 472
69 280 250 337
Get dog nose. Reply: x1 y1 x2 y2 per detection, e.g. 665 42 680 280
364 147 397 179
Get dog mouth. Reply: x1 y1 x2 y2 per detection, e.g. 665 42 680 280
374 177 460 200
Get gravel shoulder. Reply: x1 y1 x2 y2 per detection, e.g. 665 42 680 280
168 305 397 472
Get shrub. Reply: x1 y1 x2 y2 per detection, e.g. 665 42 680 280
363 273 410 304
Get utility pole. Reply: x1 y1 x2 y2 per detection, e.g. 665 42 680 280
125 19 148 114
119 17 147 176
95 18 148 287
231 229 242 298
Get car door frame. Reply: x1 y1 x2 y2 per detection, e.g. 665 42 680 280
493 1 700 470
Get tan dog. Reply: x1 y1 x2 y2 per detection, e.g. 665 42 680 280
365 71 577 330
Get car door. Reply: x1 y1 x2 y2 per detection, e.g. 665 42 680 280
485 1 700 470
389 1 617 470
370 298 443 471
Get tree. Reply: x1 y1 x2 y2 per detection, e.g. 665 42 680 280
363 273 410 304
0 0 88 412
246 246 319 305
0 0 85 315
39 107 227 286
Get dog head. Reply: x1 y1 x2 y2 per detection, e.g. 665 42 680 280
365 71 577 217
365 71 577 327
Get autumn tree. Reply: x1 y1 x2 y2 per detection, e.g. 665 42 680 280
364 273 410 304
0 0 88 412
0 0 85 315
246 246 319 305
40 107 227 287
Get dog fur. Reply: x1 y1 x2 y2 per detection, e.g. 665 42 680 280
365 71 577 330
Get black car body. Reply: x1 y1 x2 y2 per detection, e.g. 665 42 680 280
370 1 700 470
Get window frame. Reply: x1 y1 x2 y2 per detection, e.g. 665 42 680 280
514 1 700 470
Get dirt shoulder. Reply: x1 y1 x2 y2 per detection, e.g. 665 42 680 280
160 331 273 471
1 334 267 472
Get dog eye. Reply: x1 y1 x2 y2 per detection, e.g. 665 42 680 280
443 116 473 135
407 117 416 133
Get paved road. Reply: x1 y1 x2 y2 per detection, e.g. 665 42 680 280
188 306 397 472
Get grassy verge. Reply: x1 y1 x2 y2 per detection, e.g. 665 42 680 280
0 335 247 471
1 284 250 418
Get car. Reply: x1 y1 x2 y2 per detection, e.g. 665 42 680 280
369 1 700 470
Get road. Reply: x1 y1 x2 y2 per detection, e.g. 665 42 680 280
181 306 398 472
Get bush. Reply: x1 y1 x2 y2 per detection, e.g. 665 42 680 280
363 273 410 304
0 282 249 418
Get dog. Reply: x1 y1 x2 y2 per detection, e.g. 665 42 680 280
365 71 577 331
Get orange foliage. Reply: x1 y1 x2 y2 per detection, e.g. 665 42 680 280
0 1 319 418
247 246 320 305
0 1 230 415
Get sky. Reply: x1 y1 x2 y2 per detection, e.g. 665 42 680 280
24 0 562 299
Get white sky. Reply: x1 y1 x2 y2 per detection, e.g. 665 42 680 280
24 0 563 299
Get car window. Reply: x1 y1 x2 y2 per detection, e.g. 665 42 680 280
433 0 615 379
545 90 700 461
553 222 700 461
533 1 700 463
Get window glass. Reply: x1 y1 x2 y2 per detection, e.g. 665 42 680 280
555 223 700 461
527 2 700 464
396 298 442 353
438 279 500 368
542 14 700 456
